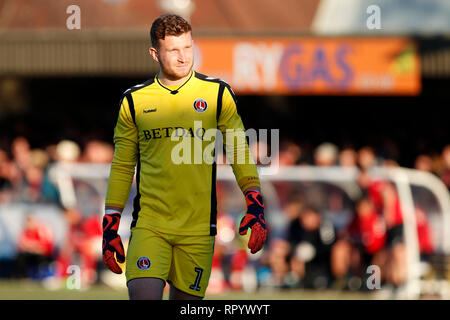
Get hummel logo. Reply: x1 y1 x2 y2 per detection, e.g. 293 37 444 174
143 108 157 113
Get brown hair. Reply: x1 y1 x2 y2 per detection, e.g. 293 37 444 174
150 14 192 48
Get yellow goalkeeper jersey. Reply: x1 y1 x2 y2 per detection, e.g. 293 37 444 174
105 71 260 236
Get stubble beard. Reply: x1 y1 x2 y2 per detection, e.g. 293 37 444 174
160 60 193 82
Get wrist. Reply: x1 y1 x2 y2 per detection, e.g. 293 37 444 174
244 187 260 196
244 189 264 214
105 209 122 215
103 211 121 233
238 176 260 193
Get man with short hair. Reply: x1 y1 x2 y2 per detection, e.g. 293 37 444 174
102 14 267 300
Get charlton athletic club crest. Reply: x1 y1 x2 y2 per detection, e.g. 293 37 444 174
193 98 208 113
137 256 151 270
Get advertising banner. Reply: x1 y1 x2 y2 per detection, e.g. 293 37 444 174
194 37 421 95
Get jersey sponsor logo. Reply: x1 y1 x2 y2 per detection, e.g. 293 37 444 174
137 256 151 270
143 126 206 140
143 108 157 113
193 99 208 113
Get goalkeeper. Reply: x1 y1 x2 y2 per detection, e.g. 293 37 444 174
102 14 267 300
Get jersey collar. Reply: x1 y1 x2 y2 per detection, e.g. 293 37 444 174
155 70 194 95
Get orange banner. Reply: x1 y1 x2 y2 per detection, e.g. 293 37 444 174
193 37 421 95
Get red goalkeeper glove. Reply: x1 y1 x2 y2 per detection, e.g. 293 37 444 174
102 212 125 274
239 190 268 254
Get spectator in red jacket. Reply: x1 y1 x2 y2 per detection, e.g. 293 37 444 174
415 206 434 258
14 215 55 279
331 197 387 288
355 146 407 288
366 180 407 287
55 209 102 287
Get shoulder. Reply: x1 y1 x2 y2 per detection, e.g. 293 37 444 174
194 72 234 92
122 77 156 98
117 78 156 124
194 71 223 83
194 72 236 101
118 77 156 110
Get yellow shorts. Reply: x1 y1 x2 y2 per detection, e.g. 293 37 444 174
125 226 215 298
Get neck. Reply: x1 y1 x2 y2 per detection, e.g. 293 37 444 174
158 70 192 87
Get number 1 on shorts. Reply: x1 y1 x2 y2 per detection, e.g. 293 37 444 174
189 267 203 291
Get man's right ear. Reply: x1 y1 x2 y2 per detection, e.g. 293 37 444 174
149 47 159 63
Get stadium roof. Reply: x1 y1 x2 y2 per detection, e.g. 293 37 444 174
0 0 319 32
0 0 450 78
2 0 450 34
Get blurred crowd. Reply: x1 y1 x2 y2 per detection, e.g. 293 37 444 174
273 140 450 187
0 137 114 204
0 136 449 294
0 137 113 287
209 140 448 296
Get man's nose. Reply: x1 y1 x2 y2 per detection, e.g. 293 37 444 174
178 50 186 62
